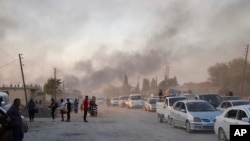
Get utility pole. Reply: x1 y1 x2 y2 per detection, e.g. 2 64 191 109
19 54 28 105
240 44 249 97
54 67 57 79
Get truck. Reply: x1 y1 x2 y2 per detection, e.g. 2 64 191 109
156 96 186 123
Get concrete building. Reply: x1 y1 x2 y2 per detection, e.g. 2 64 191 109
0 84 44 105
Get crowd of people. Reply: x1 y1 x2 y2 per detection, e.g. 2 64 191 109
48 95 97 122
6 95 97 141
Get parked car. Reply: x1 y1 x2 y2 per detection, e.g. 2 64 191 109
127 94 144 108
195 93 222 108
217 100 250 113
118 95 129 107
144 97 159 112
221 96 241 101
0 107 28 141
156 96 186 123
0 92 11 111
110 97 119 106
214 105 250 141
170 100 221 132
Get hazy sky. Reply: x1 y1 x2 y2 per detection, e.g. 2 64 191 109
0 0 249 93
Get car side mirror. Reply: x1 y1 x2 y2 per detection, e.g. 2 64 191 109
241 117 250 123
180 109 186 113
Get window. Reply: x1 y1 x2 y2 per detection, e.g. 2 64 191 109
225 109 237 119
237 110 248 120
174 102 182 110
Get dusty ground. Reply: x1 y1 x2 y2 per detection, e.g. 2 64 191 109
23 105 218 141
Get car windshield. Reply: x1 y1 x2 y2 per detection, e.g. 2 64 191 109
149 99 157 104
222 96 240 101
169 97 186 106
122 97 129 100
232 101 250 106
199 95 221 101
187 102 216 112
131 96 142 100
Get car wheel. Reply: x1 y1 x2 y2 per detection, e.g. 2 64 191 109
167 116 170 124
186 121 192 133
218 128 228 141
158 115 163 123
171 118 176 128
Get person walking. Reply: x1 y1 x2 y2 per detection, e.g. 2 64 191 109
50 98 58 120
27 98 36 122
83 95 89 122
66 98 72 122
60 99 66 121
7 98 24 141
158 89 163 101
74 98 79 113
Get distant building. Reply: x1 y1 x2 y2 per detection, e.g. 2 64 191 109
0 84 44 105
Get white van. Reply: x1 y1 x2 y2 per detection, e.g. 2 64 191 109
0 91 11 111
127 94 144 108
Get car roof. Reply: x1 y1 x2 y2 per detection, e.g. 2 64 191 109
147 97 159 100
177 99 207 103
195 93 220 96
222 100 250 103
129 94 142 96
164 95 186 99
225 105 250 112
119 95 129 98
0 91 8 96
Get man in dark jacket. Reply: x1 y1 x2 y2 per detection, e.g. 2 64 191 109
66 98 72 122
7 98 23 141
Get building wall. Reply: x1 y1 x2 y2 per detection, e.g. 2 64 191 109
0 87 39 105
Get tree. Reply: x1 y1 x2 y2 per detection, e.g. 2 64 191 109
208 58 250 96
43 78 62 99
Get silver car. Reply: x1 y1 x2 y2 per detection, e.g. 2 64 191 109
144 98 159 112
170 100 221 132
217 100 250 113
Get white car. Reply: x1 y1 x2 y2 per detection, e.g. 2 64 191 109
170 100 220 132
118 95 129 107
110 97 119 106
0 92 11 111
217 100 250 113
144 98 159 112
214 105 250 141
127 94 144 108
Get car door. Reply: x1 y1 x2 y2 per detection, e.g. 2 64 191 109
222 109 238 137
172 102 182 126
178 102 187 127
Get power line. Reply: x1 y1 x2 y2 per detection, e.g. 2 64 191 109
0 59 19 69
0 47 15 58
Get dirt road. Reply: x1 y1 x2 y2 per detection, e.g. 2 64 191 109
23 105 217 141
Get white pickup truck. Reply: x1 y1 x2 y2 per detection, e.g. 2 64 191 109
156 96 186 123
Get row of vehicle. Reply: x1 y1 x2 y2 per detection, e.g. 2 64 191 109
109 94 144 108
155 93 250 141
